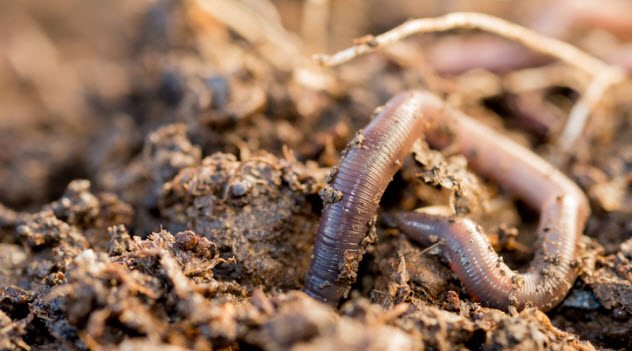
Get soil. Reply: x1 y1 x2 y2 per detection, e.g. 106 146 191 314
1 1 632 350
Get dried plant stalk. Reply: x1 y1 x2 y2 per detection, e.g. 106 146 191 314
313 12 611 73
558 69 624 154
313 12 627 153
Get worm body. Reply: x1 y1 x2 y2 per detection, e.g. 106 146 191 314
304 90 589 311
304 92 442 303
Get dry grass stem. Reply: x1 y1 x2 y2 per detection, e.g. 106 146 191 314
313 12 627 156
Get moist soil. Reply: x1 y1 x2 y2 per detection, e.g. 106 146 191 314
1 1 632 350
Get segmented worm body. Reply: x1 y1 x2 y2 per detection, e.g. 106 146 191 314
304 90 589 311
304 92 443 304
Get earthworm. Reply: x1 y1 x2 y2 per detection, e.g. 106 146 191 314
304 90 589 311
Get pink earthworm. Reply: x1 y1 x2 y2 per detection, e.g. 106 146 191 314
303 90 589 311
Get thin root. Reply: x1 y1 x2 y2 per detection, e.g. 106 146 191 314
556 69 625 157
313 12 627 158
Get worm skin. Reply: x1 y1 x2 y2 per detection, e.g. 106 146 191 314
303 91 443 304
398 101 589 311
304 90 589 311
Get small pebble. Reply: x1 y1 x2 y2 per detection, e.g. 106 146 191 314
231 181 249 197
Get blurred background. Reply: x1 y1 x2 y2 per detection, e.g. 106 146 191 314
1 0 631 210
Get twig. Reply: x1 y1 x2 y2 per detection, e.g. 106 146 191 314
313 12 611 74
313 12 627 160
556 68 625 155
502 65 589 94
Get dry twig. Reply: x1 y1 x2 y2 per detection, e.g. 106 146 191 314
313 12 627 157
557 69 624 154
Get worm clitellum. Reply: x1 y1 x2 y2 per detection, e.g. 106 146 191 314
304 90 589 311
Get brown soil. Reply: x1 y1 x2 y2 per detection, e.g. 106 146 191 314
1 1 632 350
